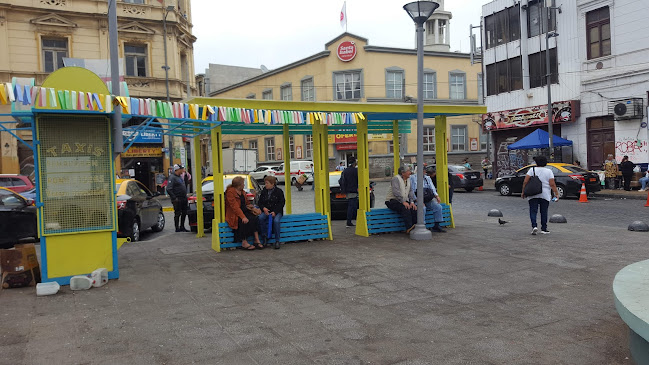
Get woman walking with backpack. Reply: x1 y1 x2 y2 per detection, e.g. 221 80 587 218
521 156 560 235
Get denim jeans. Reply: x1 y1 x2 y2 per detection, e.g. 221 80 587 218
258 212 282 242
528 198 549 231
347 196 358 224
640 177 649 190
424 200 443 223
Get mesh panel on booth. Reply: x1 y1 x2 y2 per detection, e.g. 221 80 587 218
37 115 114 235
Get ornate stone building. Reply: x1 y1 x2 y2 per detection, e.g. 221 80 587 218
0 0 197 190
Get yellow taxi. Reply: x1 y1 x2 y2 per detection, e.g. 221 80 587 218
188 174 261 232
495 163 601 198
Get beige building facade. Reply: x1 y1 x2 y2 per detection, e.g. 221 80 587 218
0 0 196 191
212 33 487 176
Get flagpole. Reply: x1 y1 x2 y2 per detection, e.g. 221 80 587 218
345 1 348 32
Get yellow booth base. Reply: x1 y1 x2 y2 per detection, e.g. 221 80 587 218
44 231 115 280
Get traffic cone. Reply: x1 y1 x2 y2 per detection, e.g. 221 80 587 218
644 191 649 207
479 185 483 191
578 183 588 203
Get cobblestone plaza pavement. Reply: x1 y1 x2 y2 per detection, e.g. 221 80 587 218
0 203 642 364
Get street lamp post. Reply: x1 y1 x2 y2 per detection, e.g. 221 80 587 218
546 30 559 161
404 1 439 241
162 5 174 171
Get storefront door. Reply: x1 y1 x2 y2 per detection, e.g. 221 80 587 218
587 117 615 170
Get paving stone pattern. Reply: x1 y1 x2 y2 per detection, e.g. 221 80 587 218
0 204 642 364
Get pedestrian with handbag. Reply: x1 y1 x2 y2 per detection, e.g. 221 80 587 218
521 156 560 235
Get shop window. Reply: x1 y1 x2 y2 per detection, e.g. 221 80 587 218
125 44 147 77
423 127 435 152
424 71 436 99
527 0 556 38
486 57 522 96
248 140 257 150
485 5 520 49
528 48 558 89
264 138 275 161
42 38 68 73
386 69 404 99
333 70 362 100
586 7 611 59
451 126 467 151
449 72 466 100
477 73 483 103
305 135 313 159
301 77 315 101
280 83 292 101
289 136 295 159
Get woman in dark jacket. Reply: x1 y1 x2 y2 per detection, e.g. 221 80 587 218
619 155 636 191
257 176 285 249
225 176 263 250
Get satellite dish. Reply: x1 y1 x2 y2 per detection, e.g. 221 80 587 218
614 103 627 116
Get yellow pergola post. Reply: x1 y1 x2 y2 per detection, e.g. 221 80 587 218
312 122 332 240
393 120 400 176
435 115 454 228
355 118 370 237
283 124 292 214
211 126 225 251
193 123 204 238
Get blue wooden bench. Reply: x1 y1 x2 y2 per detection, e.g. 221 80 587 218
216 213 330 249
613 259 649 364
365 204 452 235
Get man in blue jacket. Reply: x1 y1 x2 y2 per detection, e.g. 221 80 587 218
340 157 358 228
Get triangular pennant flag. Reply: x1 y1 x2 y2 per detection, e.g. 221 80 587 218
39 88 47 107
0 85 7 105
57 91 65 109
23 86 32 106
77 91 84 110
49 88 57 108
70 91 77 110
104 95 112 112
207 105 215 116
14 84 23 103
167 102 174 118
131 98 139 115
31 86 38 104
92 94 102 111
5 83 15 102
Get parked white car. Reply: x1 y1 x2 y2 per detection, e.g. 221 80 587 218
275 161 314 184
249 165 278 182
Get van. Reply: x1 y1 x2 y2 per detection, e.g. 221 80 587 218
275 161 314 184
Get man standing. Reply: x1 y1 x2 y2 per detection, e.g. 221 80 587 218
411 167 446 233
340 157 358 228
386 166 417 233
167 164 189 232
603 154 618 189
336 161 346 171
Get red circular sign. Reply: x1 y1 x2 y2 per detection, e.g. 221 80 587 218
337 41 356 62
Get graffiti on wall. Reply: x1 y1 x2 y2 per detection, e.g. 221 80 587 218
496 140 527 178
615 136 648 163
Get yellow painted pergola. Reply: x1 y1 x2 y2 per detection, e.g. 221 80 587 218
183 97 486 251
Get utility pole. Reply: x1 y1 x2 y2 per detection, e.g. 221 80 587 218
546 2 561 161
108 0 123 159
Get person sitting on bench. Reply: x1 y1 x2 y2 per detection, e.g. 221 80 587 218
257 176 285 249
410 167 446 233
385 166 418 234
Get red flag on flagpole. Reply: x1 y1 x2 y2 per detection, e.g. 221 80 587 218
340 2 347 31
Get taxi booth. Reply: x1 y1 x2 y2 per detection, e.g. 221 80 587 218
181 97 486 251
0 68 220 284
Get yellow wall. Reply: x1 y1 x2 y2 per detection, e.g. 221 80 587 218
213 34 485 165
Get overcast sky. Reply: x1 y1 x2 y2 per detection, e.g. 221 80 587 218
191 0 485 73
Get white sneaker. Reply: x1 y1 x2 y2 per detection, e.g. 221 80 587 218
640 189 646 192
541 230 550 234
531 227 538 235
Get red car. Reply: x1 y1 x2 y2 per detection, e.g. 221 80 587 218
0 174 34 194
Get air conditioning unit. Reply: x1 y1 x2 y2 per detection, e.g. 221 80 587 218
608 98 644 121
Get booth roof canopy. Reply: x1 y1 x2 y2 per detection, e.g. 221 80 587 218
507 129 573 150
